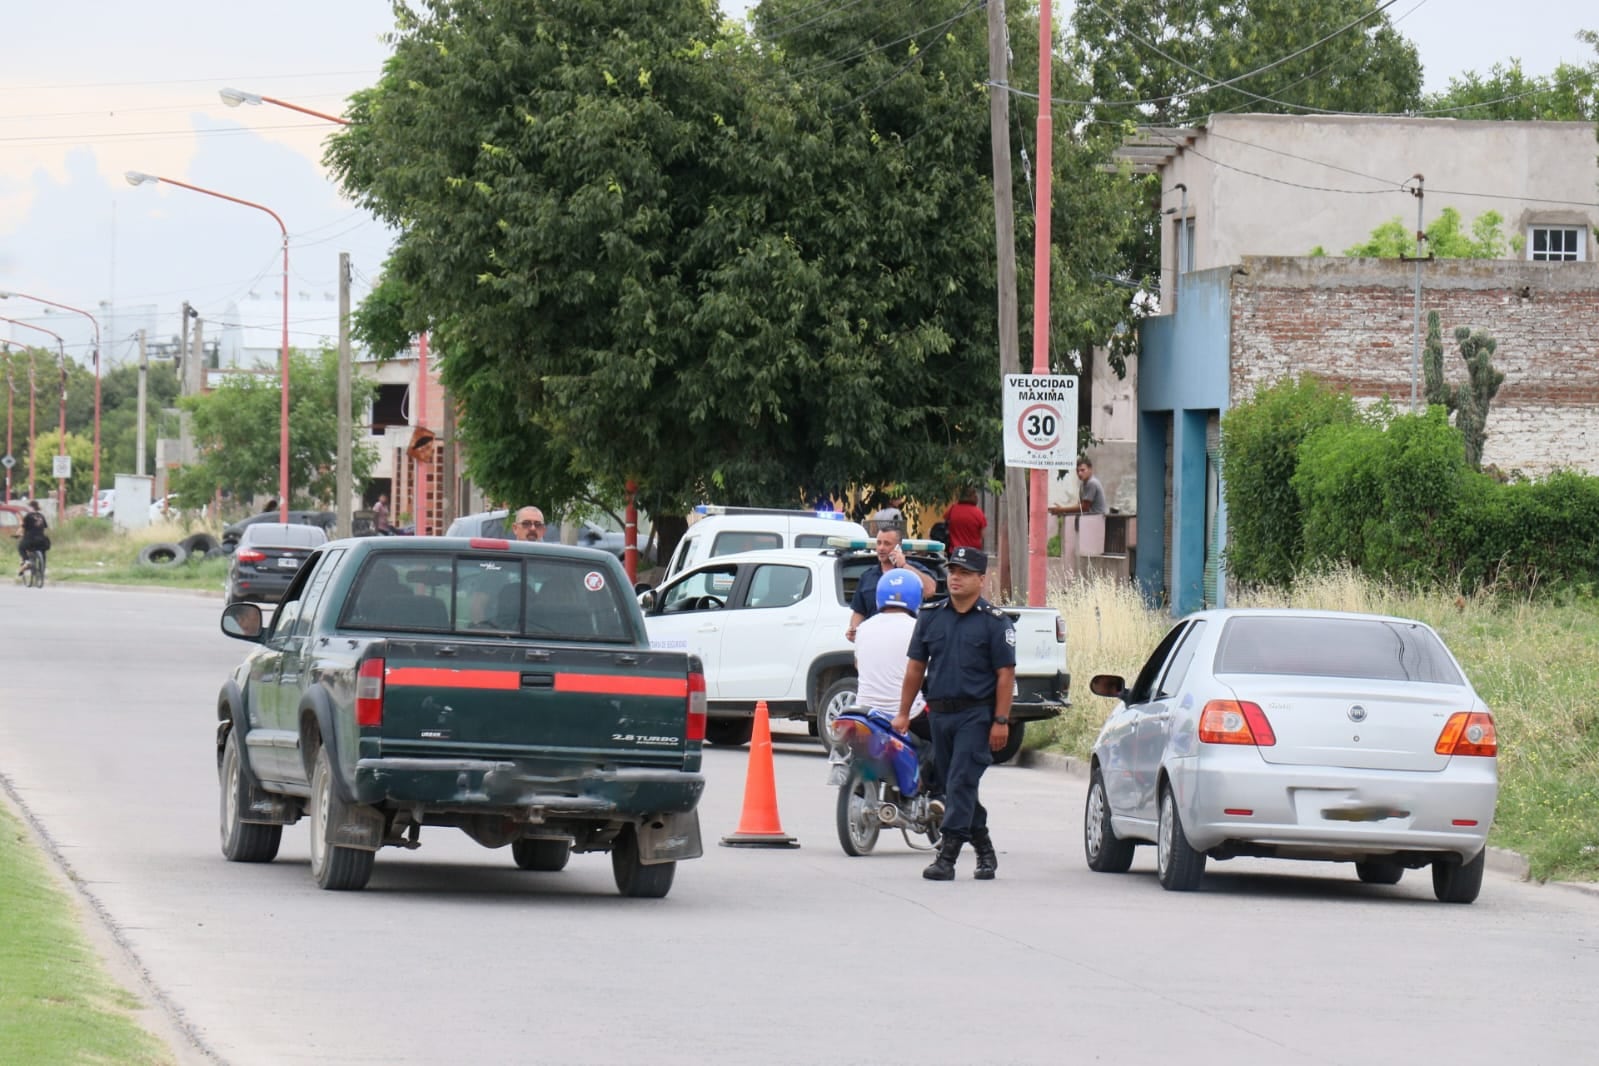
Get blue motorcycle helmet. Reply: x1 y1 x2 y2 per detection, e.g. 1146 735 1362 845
876 567 924 614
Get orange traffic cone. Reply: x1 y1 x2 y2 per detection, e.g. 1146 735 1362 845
719 701 799 848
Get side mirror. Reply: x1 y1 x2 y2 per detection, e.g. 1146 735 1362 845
637 589 658 613
1089 674 1126 699
221 602 265 642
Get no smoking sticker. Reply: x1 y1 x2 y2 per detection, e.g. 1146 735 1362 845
1002 373 1078 470
584 571 606 592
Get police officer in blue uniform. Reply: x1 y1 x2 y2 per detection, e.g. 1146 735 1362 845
893 546 1016 881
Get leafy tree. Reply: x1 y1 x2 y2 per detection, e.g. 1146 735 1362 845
172 350 375 508
1421 37 1599 122
1219 375 1358 586
1341 206 1514 258
331 0 1016 518
25 431 96 505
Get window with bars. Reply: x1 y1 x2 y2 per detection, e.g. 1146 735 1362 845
1528 226 1585 262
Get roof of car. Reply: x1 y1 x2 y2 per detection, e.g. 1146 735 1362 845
238 522 330 547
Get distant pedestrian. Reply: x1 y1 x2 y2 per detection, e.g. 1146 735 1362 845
942 486 987 551
894 546 1015 881
372 493 391 533
1050 457 1108 517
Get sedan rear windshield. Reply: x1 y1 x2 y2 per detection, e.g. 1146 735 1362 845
340 552 634 643
1214 616 1464 685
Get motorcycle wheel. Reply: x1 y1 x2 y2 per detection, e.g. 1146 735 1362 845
836 765 881 857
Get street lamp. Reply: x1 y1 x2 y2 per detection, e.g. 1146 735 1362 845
126 170 290 524
0 341 16 502
0 317 67 513
219 87 351 126
0 292 102 514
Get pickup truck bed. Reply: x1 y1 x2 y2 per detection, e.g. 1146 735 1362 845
216 537 706 897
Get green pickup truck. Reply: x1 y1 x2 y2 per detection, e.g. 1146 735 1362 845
215 535 706 897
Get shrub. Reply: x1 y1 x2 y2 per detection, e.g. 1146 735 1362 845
1220 376 1357 587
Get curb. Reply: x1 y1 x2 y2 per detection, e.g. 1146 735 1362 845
1014 752 1599 898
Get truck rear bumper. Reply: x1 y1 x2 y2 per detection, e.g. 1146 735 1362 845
353 759 705 817
1013 670 1070 721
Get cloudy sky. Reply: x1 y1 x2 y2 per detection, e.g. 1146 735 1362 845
1 1 1593 370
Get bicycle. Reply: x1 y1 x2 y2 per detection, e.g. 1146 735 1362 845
20 548 45 589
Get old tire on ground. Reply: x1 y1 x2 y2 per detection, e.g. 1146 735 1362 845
1083 766 1135 873
705 718 754 747
991 719 1026 764
512 838 571 872
1432 849 1486 904
309 744 375 891
815 675 858 757
1156 785 1206 892
835 764 881 857
219 727 281 863
179 532 221 556
137 542 188 567
1355 860 1405 885
611 824 675 898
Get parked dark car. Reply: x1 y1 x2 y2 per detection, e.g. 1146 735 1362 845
225 523 329 604
222 510 336 550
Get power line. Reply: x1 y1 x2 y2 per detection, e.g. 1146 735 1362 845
831 4 975 112
4 69 378 93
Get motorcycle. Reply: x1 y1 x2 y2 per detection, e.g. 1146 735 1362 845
828 708 942 856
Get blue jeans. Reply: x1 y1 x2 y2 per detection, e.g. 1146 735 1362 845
930 705 993 841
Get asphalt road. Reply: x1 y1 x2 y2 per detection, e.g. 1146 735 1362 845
3 583 1598 1066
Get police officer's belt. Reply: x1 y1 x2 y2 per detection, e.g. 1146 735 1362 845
925 699 995 714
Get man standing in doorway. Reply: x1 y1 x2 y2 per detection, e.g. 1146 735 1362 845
372 493 391 533
894 546 1015 882
1050 457 1108 517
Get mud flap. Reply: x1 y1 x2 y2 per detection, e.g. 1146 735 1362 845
325 795 386 852
242 784 301 827
636 810 703 864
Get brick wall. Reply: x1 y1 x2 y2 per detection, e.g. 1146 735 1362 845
1229 256 1599 475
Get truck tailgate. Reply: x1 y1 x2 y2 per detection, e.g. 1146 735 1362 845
372 641 697 766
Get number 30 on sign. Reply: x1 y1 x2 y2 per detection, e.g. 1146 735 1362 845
1002 374 1078 470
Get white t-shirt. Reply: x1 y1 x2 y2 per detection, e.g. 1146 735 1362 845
853 610 925 716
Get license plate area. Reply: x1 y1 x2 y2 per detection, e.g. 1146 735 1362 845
277 557 299 568
1291 788 1412 825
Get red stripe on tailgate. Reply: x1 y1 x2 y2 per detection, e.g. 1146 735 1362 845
554 673 688 697
385 667 520 690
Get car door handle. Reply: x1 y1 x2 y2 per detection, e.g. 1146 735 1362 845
696 623 719 633
1145 713 1170 722
782 618 806 627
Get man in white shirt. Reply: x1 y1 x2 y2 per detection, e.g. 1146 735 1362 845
851 567 936 794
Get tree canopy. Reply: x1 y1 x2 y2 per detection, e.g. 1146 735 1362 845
1332 206 1515 259
1420 34 1599 122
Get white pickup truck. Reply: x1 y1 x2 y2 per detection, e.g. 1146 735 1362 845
639 543 1069 763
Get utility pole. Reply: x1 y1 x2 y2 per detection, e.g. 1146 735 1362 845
336 252 353 539
1406 174 1426 413
27 349 36 500
191 316 204 397
988 0 1027 600
441 386 458 529
135 330 148 476
1026 0 1056 608
179 301 192 395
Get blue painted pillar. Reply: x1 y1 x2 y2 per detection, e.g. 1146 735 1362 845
1135 411 1168 605
1173 410 1208 616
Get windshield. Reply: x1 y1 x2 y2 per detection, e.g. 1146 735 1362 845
1214 616 1464 684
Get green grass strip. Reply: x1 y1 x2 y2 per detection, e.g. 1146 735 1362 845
0 800 173 1065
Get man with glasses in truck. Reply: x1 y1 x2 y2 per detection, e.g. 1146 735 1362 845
514 506 547 542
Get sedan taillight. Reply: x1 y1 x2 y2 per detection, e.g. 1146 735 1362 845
1435 712 1497 757
1198 699 1276 747
235 549 266 564
355 658 386 727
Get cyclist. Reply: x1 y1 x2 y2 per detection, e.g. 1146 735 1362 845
18 499 49 578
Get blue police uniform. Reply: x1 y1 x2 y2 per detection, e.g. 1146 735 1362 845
851 559 934 619
906 550 1016 862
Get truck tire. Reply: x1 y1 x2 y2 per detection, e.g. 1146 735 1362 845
137 542 188 567
705 718 754 747
611 824 675 898
308 745 375 891
815 676 858 758
512 838 571 872
992 719 1026 765
219 728 281 863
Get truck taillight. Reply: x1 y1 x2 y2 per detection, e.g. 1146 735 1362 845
685 670 706 742
1198 700 1276 746
1055 614 1066 643
356 658 385 727
1435 712 1497 757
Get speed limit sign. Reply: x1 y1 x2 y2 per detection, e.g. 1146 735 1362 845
1002 374 1079 469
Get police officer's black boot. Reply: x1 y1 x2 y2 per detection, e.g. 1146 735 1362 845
923 835 963 881
971 828 998 880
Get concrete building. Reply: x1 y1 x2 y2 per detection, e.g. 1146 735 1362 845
1127 114 1599 615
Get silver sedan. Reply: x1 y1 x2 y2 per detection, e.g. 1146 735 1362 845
1083 608 1498 902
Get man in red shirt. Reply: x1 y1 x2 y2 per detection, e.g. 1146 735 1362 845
942 486 986 551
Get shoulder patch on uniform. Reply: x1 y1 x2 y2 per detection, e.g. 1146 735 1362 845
985 605 1008 619
1005 628 1017 646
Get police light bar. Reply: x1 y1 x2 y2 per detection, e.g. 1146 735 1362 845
904 539 944 552
825 537 946 552
827 536 873 549
694 504 847 520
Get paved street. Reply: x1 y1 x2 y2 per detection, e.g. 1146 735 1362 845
2 582 1598 1065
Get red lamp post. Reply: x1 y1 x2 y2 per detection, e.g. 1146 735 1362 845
0 317 67 515
126 171 291 524
0 293 101 514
